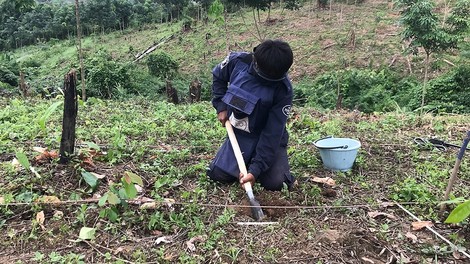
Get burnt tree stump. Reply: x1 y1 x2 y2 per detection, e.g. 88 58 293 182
189 78 201 103
59 70 78 164
166 79 179 104
19 71 28 97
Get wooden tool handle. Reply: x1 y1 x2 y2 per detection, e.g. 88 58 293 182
225 121 253 194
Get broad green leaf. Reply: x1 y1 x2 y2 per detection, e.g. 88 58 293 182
107 192 120 205
79 227 96 240
107 208 118 222
81 170 98 189
125 171 143 186
98 193 108 207
123 181 137 199
118 188 128 200
84 141 101 151
445 200 470 224
15 152 30 170
37 101 62 132
439 197 466 206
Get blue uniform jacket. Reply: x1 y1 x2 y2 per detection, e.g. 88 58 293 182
211 52 293 178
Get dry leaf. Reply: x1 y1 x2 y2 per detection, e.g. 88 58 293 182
163 253 176 261
151 230 162 236
186 235 207 252
90 172 106 179
399 252 411 263
380 202 395 208
0 196 4 204
405 232 418 243
37 196 61 203
155 236 172 245
80 157 96 171
312 177 336 186
368 211 397 220
53 210 64 219
411 221 433 231
34 150 59 164
361 257 375 264
11 158 20 170
36 211 45 229
33 147 47 153
164 198 175 208
453 250 465 260
140 202 158 210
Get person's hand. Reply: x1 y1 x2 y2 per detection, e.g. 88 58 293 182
217 110 228 126
239 172 255 189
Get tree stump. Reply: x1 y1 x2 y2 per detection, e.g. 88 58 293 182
59 70 78 164
19 71 28 97
166 79 179 104
189 78 202 103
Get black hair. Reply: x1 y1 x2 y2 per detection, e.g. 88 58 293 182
253 39 293 80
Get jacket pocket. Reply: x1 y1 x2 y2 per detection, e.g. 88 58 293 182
221 84 259 115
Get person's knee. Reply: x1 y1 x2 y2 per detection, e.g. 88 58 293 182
207 165 237 184
258 172 295 191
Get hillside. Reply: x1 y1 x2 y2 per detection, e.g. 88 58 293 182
1 96 469 263
8 0 458 98
1 1 470 263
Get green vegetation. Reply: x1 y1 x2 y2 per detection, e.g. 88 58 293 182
1 97 469 262
1 0 470 262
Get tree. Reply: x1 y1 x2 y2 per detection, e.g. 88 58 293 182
398 0 464 114
75 0 86 101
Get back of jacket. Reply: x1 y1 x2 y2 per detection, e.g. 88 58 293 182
211 52 293 177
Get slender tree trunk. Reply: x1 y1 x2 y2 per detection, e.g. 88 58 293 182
253 9 263 41
329 0 333 20
421 53 430 115
19 71 28 97
224 10 230 53
75 0 86 101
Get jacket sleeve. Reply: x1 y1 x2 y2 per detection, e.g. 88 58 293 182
211 53 237 113
248 84 293 178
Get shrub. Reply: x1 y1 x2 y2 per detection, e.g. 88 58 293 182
146 52 179 79
85 50 132 99
300 69 417 113
407 64 470 113
0 65 18 87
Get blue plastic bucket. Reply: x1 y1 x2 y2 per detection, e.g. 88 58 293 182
313 137 361 171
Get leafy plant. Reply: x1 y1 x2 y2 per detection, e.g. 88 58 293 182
97 171 143 222
445 199 470 224
85 50 133 99
146 52 179 79
37 101 62 132
397 0 468 114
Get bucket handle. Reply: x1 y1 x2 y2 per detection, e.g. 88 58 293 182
313 136 349 149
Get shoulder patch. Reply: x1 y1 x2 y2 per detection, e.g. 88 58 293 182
220 55 230 69
282 105 292 117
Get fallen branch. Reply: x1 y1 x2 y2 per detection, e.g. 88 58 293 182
443 59 455 67
133 34 176 62
79 239 135 264
323 43 336 50
236 221 279 226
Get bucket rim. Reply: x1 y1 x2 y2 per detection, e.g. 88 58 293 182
313 136 361 150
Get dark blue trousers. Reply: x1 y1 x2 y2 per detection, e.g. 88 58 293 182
207 140 295 191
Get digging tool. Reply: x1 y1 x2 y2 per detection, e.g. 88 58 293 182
428 138 470 151
225 120 265 221
440 131 470 212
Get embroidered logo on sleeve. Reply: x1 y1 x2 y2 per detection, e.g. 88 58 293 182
282 105 291 117
220 55 230 69
229 113 250 133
